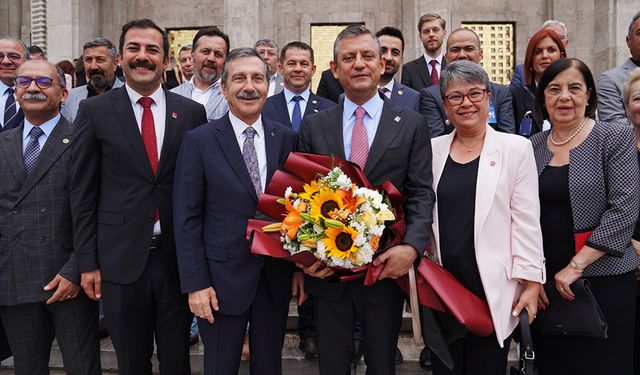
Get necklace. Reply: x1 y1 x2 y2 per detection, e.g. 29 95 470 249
549 117 589 146
456 137 482 152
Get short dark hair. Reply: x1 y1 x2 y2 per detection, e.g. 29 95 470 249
629 11 640 36
83 38 117 60
192 26 230 56
333 24 380 62
534 58 597 123
27 45 44 57
418 12 446 32
375 26 405 52
221 47 268 84
280 41 314 64
179 44 192 54
119 19 169 58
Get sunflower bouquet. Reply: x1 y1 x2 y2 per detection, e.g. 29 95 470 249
264 167 395 269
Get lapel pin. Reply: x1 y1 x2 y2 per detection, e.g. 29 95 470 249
62 138 69 144
312 100 317 104
313 109 318 113
270 131 275 137
280 82 284 87
397 90 403 96
172 112 178 119
394 116 401 123
490 161 496 166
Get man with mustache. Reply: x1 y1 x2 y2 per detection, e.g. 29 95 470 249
0 36 27 131
172 27 229 121
61 38 124 124
401 12 447 92
71 19 207 374
0 59 101 374
174 47 297 374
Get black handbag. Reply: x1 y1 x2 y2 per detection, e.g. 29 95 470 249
510 310 538 375
534 278 608 338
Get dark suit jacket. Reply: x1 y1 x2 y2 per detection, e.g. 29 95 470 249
173 114 297 315
316 69 342 104
71 86 207 284
389 80 420 113
401 56 447 92
262 90 336 130
419 82 515 137
298 97 435 302
511 84 542 136
0 118 77 305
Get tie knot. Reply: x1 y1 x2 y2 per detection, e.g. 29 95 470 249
429 60 438 68
292 95 303 103
138 97 154 109
5 87 13 95
355 106 366 121
29 126 44 139
244 126 257 139
378 87 390 95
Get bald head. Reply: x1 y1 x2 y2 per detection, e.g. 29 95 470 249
445 28 483 64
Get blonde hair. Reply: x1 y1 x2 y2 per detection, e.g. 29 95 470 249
622 68 640 110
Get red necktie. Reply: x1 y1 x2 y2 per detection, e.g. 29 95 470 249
429 60 439 85
138 97 159 221
350 106 368 169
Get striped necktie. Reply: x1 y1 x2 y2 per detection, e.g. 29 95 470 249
3 87 18 130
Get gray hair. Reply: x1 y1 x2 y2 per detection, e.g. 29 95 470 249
542 20 567 38
439 60 491 99
629 11 640 36
83 38 117 60
333 24 381 62
18 60 66 88
179 44 192 54
254 39 279 52
0 36 28 60
221 47 268 84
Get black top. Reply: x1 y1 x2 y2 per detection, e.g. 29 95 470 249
437 155 485 300
634 151 640 241
539 165 575 275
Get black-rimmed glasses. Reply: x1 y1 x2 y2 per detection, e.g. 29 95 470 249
14 76 59 89
443 89 487 106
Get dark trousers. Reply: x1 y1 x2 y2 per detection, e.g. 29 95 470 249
635 290 640 375
534 271 637 375
198 268 289 375
297 295 316 340
314 281 404 375
431 333 510 375
102 248 191 375
0 293 100 375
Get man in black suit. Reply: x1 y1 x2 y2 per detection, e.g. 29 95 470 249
71 19 207 375
316 68 343 103
401 12 447 92
0 59 100 374
419 28 515 136
0 37 27 131
298 25 435 375
174 47 297 374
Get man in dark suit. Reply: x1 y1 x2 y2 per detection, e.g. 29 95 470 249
0 37 27 131
71 19 207 375
376 26 420 113
298 25 435 375
420 28 515 137
316 68 343 103
0 59 101 374
174 47 297 374
401 12 447 92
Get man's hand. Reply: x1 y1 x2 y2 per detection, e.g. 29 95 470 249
189 287 219 324
44 274 80 304
291 272 307 305
295 260 334 279
373 244 418 280
81 269 102 300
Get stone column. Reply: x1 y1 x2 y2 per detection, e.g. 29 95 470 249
225 0 260 49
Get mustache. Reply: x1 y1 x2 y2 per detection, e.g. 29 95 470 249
202 61 217 70
129 60 156 70
89 69 105 77
236 91 261 100
21 92 47 101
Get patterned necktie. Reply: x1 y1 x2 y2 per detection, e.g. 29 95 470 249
243 127 262 195
350 106 368 169
378 86 391 98
24 126 44 174
3 87 17 130
137 97 158 175
429 60 439 85
291 95 302 132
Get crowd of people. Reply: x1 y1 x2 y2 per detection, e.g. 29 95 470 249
0 8 638 375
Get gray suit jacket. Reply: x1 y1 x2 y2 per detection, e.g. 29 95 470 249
389 80 420 113
269 73 284 97
419 81 515 137
61 79 124 124
0 117 77 305
171 80 228 121
597 59 638 124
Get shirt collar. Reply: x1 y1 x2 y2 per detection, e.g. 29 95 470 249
343 92 384 120
87 78 117 96
379 79 395 93
283 87 310 103
125 83 164 107
229 111 265 139
189 76 220 93
0 80 11 95
23 113 61 142
423 53 443 65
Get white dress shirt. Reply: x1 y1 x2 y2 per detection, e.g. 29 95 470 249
229 111 267 192
190 77 220 106
283 87 310 121
267 73 280 97
423 54 444 78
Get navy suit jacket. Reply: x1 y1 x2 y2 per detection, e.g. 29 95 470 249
262 90 336 130
316 69 343 103
389 80 420 113
173 114 297 315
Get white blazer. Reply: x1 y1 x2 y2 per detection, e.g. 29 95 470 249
430 125 546 345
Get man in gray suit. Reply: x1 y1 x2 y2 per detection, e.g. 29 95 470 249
61 38 124 124
420 28 515 136
172 27 229 121
598 11 640 124
0 59 101 375
255 39 284 97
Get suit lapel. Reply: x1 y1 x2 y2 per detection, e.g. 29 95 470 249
263 119 280 184
473 126 501 246
0 125 27 185
430 130 456 262
364 100 402 174
205 85 226 119
303 93 322 118
274 92 292 127
156 89 178 179
215 115 258 201
323 103 346 159
415 57 431 88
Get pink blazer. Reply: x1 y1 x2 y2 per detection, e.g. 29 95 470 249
430 126 546 345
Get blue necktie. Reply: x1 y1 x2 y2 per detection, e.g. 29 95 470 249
291 95 302 132
24 126 44 174
3 87 17 130
242 127 262 195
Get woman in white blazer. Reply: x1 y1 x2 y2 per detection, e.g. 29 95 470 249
429 60 546 374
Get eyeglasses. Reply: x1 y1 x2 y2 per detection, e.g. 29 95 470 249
443 89 487 106
0 53 23 62
14 76 59 89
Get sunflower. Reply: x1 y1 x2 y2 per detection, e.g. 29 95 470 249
309 189 345 221
323 227 359 259
298 180 322 201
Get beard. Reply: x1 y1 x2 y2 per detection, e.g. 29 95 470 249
197 62 219 84
89 73 110 89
